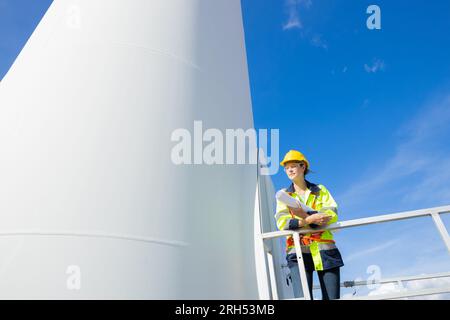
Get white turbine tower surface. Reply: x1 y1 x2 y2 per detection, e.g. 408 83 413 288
0 0 258 299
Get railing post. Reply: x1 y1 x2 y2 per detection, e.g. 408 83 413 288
260 205 450 300
254 177 272 300
266 251 279 300
293 232 311 300
431 212 450 253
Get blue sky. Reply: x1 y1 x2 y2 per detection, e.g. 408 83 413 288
1 0 449 298
0 0 52 80
241 0 450 214
241 0 450 298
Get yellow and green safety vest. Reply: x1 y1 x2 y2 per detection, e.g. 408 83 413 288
275 180 344 271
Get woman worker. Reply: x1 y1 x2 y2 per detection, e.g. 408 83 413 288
275 150 344 300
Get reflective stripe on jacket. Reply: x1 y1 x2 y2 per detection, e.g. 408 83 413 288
274 180 344 271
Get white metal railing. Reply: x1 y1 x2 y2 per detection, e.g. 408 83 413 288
259 205 450 300
314 270 450 290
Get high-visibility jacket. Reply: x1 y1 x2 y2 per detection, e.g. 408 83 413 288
275 180 344 271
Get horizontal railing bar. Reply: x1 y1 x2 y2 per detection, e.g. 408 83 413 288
341 286 450 300
262 205 450 240
313 271 450 290
260 200 450 300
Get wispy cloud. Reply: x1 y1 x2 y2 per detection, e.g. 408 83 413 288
364 58 386 73
367 277 450 300
283 14 301 31
282 0 329 51
405 277 450 300
341 243 450 299
311 34 328 50
282 0 312 31
338 92 450 213
345 239 402 263
366 282 403 297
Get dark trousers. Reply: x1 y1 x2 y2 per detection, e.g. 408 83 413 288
289 263 341 300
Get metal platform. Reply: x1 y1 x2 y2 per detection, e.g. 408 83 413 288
255 155 450 300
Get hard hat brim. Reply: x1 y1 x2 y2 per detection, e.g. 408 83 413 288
280 159 302 167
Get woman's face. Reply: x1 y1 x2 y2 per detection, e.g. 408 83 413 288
284 161 305 181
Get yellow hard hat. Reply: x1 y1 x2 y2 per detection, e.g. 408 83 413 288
280 150 310 169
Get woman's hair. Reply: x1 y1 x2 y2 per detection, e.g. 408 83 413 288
299 160 310 176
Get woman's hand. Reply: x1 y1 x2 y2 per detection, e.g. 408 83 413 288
305 213 332 226
289 206 309 219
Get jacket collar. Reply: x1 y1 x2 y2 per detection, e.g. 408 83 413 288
286 179 321 195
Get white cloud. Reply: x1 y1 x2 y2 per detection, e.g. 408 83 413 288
366 277 450 300
368 282 405 297
342 293 355 299
403 157 450 203
364 58 386 73
282 0 312 31
283 18 302 31
282 1 329 51
405 277 450 300
311 34 328 50
345 239 401 263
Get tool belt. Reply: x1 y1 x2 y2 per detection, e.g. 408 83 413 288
286 232 335 248
300 232 335 246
